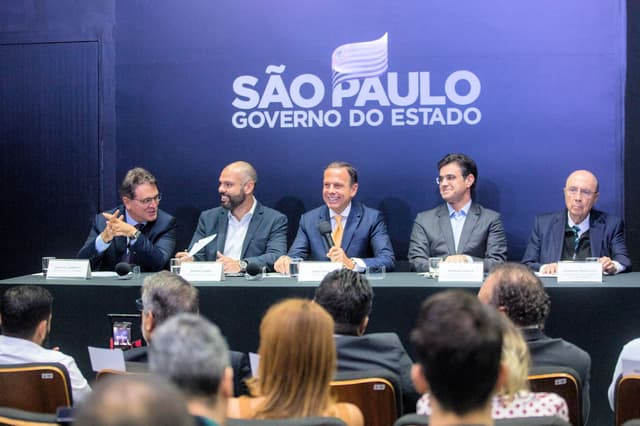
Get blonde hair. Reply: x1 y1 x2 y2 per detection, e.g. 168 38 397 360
498 317 531 400
250 299 336 418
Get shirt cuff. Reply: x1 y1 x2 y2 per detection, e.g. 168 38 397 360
95 234 111 253
352 258 366 272
613 260 624 274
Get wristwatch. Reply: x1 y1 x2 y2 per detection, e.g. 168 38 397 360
131 230 142 240
239 259 248 272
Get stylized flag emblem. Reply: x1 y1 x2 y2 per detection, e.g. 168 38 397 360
331 33 388 89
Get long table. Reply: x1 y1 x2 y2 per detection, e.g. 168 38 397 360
2 272 640 425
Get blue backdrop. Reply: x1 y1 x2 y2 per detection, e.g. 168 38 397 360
114 0 626 260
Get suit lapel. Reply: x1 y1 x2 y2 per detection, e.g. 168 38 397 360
457 203 479 254
589 211 604 257
216 209 229 254
241 202 263 257
437 205 456 254
549 212 565 261
341 202 362 252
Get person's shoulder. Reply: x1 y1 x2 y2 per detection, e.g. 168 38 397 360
155 208 176 222
198 206 225 219
329 401 364 426
301 204 327 218
591 209 623 225
471 202 501 218
415 204 446 220
361 332 403 346
622 337 640 353
255 202 287 220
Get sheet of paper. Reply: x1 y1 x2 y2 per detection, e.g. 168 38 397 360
188 234 217 257
249 352 260 377
88 346 126 372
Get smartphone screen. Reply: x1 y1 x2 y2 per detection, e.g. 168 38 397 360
112 321 132 349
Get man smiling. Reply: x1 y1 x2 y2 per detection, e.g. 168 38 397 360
408 153 507 273
274 161 395 273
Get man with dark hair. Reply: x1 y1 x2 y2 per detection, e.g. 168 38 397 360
0 285 91 402
522 169 630 274
74 374 193 426
275 161 395 273
176 161 287 273
314 269 417 409
478 262 591 422
408 153 507 272
150 314 233 426
78 167 177 272
410 290 505 426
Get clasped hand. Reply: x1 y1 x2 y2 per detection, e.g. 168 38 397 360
100 209 136 243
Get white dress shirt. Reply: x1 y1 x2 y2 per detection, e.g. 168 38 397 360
223 197 257 260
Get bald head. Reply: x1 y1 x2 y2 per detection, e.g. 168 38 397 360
224 161 257 186
563 169 599 224
218 161 257 214
565 170 598 192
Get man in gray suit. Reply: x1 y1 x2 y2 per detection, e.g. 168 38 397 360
408 153 507 272
176 161 287 272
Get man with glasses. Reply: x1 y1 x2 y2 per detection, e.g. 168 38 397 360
522 169 630 274
408 153 507 273
78 167 176 272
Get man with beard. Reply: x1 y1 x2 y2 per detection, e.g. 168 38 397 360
176 161 287 273
78 167 176 272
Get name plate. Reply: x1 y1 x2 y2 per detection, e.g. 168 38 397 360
47 259 91 279
557 261 602 282
438 261 483 282
180 262 224 282
297 262 343 282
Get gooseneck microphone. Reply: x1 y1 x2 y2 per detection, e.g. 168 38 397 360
115 262 132 279
318 220 335 250
246 263 263 277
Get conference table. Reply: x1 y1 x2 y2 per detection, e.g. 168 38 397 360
1 271 639 425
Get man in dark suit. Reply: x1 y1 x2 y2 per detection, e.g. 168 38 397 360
176 161 287 273
78 167 176 272
408 153 507 273
522 169 630 274
274 161 395 273
313 269 417 411
478 263 591 423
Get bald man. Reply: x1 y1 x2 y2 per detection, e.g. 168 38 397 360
522 170 631 274
176 161 287 273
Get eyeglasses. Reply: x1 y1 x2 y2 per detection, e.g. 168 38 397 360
132 194 162 206
436 174 460 185
565 187 597 197
135 298 144 312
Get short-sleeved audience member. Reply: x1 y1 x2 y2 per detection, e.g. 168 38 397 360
314 268 418 411
478 262 591 423
78 167 176 272
74 374 194 426
522 169 631 274
410 290 505 426
227 298 364 426
0 285 91 403
150 314 233 426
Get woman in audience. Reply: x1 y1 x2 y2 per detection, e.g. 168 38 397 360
416 317 569 421
227 298 363 426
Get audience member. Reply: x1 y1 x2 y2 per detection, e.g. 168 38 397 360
227 298 363 426
78 167 176 272
314 268 418 410
74 374 193 426
176 161 287 272
150 313 233 426
607 337 640 410
274 161 395 273
0 285 91 402
410 290 505 426
478 262 591 422
408 153 507 272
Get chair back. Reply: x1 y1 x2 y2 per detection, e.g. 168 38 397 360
616 374 640 426
495 416 571 426
0 406 60 426
0 363 72 414
528 366 581 426
393 413 428 426
227 417 346 426
331 369 401 426
622 419 640 426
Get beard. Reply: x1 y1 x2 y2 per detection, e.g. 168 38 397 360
221 191 245 211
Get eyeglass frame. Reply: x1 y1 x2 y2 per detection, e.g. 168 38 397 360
130 193 162 206
436 174 466 185
564 187 597 198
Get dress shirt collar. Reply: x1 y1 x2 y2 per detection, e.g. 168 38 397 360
447 199 471 217
567 211 590 235
228 196 257 224
125 211 146 227
330 202 352 220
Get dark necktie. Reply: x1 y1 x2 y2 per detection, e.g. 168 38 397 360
123 224 145 265
571 225 580 260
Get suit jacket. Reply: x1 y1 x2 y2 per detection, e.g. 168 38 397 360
287 201 395 271
334 332 419 412
188 201 287 271
521 209 631 272
523 327 591 424
77 205 176 272
408 202 507 272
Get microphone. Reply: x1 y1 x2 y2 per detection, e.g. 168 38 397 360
115 262 132 279
245 263 263 277
318 220 334 249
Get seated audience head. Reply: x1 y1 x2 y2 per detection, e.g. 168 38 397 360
478 262 551 328
411 290 504 419
74 374 193 426
149 313 233 423
139 271 199 343
251 298 336 418
497 316 531 400
119 167 161 224
0 285 53 344
313 269 373 336
564 169 599 224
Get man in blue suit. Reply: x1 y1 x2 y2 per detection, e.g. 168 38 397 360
522 169 631 274
78 167 176 272
176 161 287 273
274 161 395 273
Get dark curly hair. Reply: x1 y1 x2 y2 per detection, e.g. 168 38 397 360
489 263 551 327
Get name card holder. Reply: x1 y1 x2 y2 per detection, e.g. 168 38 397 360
180 262 224 282
557 261 602 282
438 261 483 282
297 262 343 282
47 259 91 279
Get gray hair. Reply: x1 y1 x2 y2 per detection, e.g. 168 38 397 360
149 313 230 398
141 271 199 326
